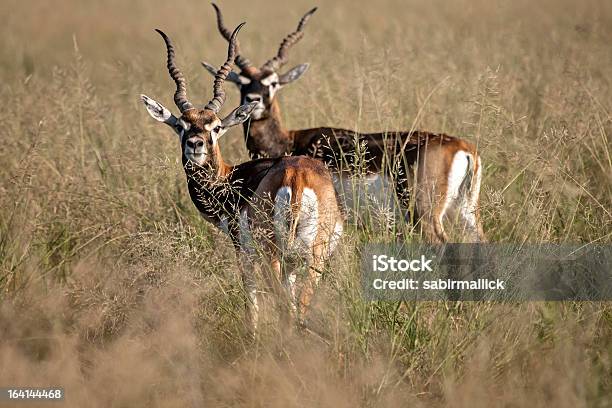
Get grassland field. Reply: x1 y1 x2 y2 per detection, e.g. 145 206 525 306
0 0 610 406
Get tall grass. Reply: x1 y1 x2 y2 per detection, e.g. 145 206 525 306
0 0 610 406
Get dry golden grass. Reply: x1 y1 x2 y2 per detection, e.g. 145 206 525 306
0 0 610 406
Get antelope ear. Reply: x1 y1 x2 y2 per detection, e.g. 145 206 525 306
201 62 250 86
278 63 309 85
220 102 258 129
141 95 179 127
141 94 184 138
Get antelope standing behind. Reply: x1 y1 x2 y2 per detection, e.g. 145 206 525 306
202 4 485 243
141 24 343 332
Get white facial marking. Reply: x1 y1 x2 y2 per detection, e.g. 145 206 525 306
206 119 226 143
204 119 221 132
178 120 190 132
268 86 278 99
246 95 266 120
183 130 207 165
184 152 206 165
260 72 279 86
238 75 251 85
211 127 229 143
261 72 281 99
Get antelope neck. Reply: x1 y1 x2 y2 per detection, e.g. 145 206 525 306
243 99 293 157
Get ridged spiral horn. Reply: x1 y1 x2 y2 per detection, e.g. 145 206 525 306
261 7 317 71
205 22 245 112
155 29 194 113
211 3 254 72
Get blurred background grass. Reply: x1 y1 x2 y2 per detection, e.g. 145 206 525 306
0 0 610 407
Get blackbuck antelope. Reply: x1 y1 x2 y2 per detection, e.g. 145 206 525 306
202 4 485 243
141 24 343 331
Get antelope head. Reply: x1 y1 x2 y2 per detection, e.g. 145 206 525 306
202 4 316 120
142 24 257 167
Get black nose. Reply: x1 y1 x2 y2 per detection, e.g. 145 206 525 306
245 94 262 103
186 139 204 149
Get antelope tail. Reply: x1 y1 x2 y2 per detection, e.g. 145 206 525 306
458 153 475 198
274 186 301 251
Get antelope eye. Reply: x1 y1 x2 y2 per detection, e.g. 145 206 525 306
271 81 279 87
213 126 221 133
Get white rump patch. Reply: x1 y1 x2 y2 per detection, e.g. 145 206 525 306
274 186 320 256
274 186 293 250
443 151 473 224
460 156 482 236
447 151 470 202
296 188 319 252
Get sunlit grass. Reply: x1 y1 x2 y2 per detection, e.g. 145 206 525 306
0 0 610 406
